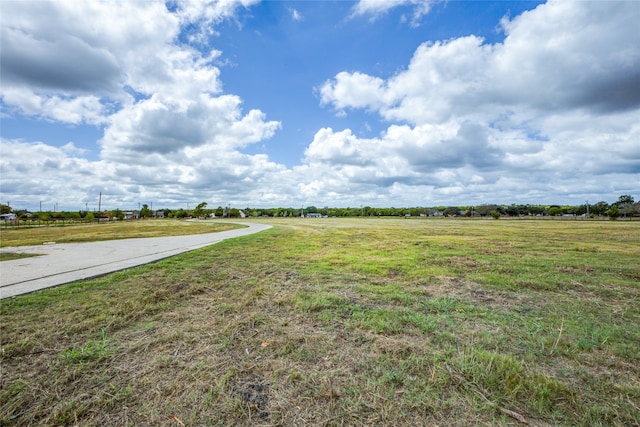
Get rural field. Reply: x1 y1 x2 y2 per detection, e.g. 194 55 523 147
0 220 243 248
1 217 639 426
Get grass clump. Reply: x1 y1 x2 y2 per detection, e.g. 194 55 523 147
1 218 639 426
60 329 113 364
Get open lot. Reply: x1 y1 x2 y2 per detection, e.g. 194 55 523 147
1 218 639 426
0 222 269 299
0 220 243 248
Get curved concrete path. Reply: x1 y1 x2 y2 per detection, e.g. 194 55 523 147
0 222 271 299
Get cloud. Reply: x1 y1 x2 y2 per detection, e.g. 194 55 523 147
492 1 640 114
290 8 303 21
305 128 375 166
303 121 504 189
0 138 105 205
0 1 177 94
100 94 280 161
1 1 280 159
315 1 639 205
320 72 389 113
0 0 290 209
1 1 638 210
1 88 110 125
324 2 640 120
1 31 120 94
0 1 239 124
351 0 434 25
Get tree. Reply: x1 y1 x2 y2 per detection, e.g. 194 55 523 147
112 209 124 220
607 205 620 220
194 202 208 217
444 206 459 217
548 207 563 216
475 205 496 216
140 204 152 218
490 210 501 219
505 205 519 216
173 209 188 218
616 195 635 217
616 195 634 205
528 205 545 216
591 201 609 216
0 203 11 214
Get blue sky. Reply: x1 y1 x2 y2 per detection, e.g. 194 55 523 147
216 1 544 166
1 0 639 211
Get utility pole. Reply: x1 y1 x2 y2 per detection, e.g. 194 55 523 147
98 192 102 213
586 200 589 217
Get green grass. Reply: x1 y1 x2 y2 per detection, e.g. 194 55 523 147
1 217 639 426
0 252 40 262
60 329 113 364
0 219 244 247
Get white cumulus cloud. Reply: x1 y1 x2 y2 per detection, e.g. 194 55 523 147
316 1 640 205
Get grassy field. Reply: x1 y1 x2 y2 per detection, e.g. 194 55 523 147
0 220 243 248
1 218 638 426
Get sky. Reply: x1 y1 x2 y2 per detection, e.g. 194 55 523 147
1 0 639 212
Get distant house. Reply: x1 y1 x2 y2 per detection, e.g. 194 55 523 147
0 213 17 220
153 210 165 218
124 211 139 220
305 213 322 218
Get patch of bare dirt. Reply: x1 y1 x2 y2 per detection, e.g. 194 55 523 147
231 375 270 419
424 276 530 309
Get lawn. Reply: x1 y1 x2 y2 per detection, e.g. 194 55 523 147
0 219 243 248
1 217 638 426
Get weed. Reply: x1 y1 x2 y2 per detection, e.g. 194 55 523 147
60 328 113 364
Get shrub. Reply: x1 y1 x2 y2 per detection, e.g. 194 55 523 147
606 205 620 220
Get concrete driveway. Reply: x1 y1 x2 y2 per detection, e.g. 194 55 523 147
0 222 271 299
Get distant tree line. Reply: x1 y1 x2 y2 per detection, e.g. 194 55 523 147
1 195 638 222
242 195 638 219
